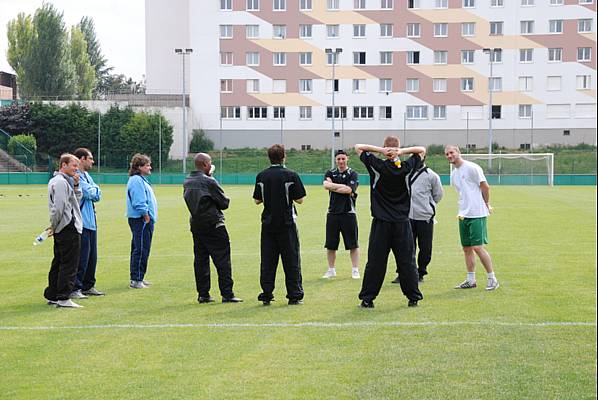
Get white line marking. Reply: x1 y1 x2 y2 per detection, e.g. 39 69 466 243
0 321 595 331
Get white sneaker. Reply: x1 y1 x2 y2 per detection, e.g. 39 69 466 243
57 299 83 308
70 290 88 299
322 269 336 279
485 278 500 291
129 280 147 289
352 268 360 279
142 280 152 287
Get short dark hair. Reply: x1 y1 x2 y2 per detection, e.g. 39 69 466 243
267 144 285 164
383 136 400 148
73 148 91 159
128 153 151 176
335 150 347 157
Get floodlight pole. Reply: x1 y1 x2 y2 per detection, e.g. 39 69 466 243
97 113 101 173
175 47 193 174
530 106 534 153
326 48 342 169
483 48 500 170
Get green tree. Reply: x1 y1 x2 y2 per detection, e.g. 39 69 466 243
78 16 113 97
189 129 214 153
70 26 96 99
97 104 134 167
120 112 173 164
6 13 34 95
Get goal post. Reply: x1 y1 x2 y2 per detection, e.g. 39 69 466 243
450 153 554 186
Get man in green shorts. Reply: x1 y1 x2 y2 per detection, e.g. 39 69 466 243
445 145 499 290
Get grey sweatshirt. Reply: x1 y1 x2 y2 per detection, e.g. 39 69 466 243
48 172 83 234
408 166 443 221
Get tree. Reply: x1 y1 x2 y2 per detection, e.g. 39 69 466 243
70 26 96 99
189 129 214 153
100 73 146 96
78 16 113 97
6 13 34 95
120 112 173 164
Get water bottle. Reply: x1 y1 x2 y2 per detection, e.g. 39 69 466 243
33 229 50 246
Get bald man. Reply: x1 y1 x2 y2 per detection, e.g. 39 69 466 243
183 153 242 304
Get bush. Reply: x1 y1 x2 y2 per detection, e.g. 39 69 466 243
189 129 214 153
8 134 37 155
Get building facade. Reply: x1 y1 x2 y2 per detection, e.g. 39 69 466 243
146 0 596 153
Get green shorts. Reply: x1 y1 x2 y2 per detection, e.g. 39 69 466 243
459 217 489 247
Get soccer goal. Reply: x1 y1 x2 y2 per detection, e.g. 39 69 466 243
450 153 554 186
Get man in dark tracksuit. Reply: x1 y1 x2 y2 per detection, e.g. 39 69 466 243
183 153 242 304
253 144 306 306
355 136 426 308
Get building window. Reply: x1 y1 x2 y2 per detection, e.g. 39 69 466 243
299 79 312 93
299 106 312 120
433 79 447 92
463 0 475 7
326 79 340 93
273 25 286 39
273 106 286 119
299 24 312 38
300 0 312 10
520 49 533 63
576 75 591 89
352 79 366 93
247 79 260 93
353 52 366 65
492 105 501 119
326 52 340 65
407 23 421 38
379 78 392 92
406 78 420 92
248 107 268 119
547 76 562 91
489 77 502 92
273 52 287 66
461 78 474 91
578 19 593 33
521 0 534 5
326 106 347 119
406 106 428 119
246 52 260 66
300 52 312 65
550 0 563 4
434 51 448 64
220 79 233 93
407 51 420 64
380 106 392 119
435 0 448 8
433 105 447 119
327 0 340 9
519 104 532 118
273 0 286 10
381 0 393 9
579 0 593 4
327 25 340 38
220 25 233 38
462 23 476 36
220 0 233 11
519 76 533 91
490 21 503 36
380 24 393 37
407 0 420 8
549 20 563 33
548 48 562 62
353 24 366 38
221 106 241 119
220 52 233 66
491 0 504 6
461 50 474 64
301 144 312 150
434 23 448 37
353 106 374 119
247 0 260 10
490 49 502 63
355 0 367 8
521 21 534 34
380 51 393 64
578 47 592 61
246 25 259 38
272 79 286 93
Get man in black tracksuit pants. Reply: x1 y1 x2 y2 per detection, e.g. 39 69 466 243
183 153 242 304
355 136 426 308
253 144 306 306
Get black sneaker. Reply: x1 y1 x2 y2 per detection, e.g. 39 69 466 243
391 276 400 284
418 275 424 283
262 300 272 306
288 299 303 305
360 300 374 308
408 299 418 307
222 297 243 303
198 296 215 303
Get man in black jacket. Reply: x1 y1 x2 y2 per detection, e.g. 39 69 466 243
183 153 242 304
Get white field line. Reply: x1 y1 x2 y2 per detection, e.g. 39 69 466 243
0 321 595 331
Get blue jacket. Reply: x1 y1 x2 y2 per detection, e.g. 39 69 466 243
126 175 158 222
78 170 101 230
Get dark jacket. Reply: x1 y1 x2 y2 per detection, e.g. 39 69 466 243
183 170 230 230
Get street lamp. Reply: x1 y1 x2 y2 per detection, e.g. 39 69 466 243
325 47 342 169
483 47 501 170
175 47 193 174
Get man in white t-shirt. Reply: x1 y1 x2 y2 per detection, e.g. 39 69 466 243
445 145 499 290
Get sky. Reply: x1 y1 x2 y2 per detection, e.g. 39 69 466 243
0 0 145 80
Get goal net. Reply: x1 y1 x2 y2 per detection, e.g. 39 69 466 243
450 153 554 186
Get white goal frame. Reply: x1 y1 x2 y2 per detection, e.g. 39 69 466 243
450 153 554 186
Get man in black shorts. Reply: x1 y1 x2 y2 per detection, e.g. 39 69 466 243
253 144 306 306
355 136 426 308
322 150 360 280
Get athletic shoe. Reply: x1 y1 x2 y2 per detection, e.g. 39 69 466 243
129 280 147 289
485 279 500 291
408 299 418 307
418 275 424 283
288 299 304 305
142 280 152 287
222 297 243 303
360 300 374 308
56 299 83 308
391 276 400 284
69 290 88 299
322 269 336 279
352 268 360 279
454 280 477 289
82 287 105 296
198 296 215 303
47 300 58 305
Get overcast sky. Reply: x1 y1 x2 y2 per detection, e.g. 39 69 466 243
0 0 145 80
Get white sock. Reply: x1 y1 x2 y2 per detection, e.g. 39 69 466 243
467 272 476 283
328 267 336 272
352 266 359 271
487 272 496 280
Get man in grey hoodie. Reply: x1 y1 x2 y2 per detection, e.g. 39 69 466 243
44 154 84 308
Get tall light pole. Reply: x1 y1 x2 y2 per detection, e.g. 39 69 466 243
175 48 193 174
483 48 500 170
325 48 342 169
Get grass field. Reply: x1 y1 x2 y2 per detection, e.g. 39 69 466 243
0 184 596 399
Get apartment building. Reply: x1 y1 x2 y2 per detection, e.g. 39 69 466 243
146 0 596 152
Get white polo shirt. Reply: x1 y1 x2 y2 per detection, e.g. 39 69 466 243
451 160 489 218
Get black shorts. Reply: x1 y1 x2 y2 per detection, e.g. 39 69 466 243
325 213 358 251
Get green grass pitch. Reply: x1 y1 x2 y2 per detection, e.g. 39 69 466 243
0 183 595 399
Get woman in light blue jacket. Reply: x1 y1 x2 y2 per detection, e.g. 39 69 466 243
126 154 158 289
